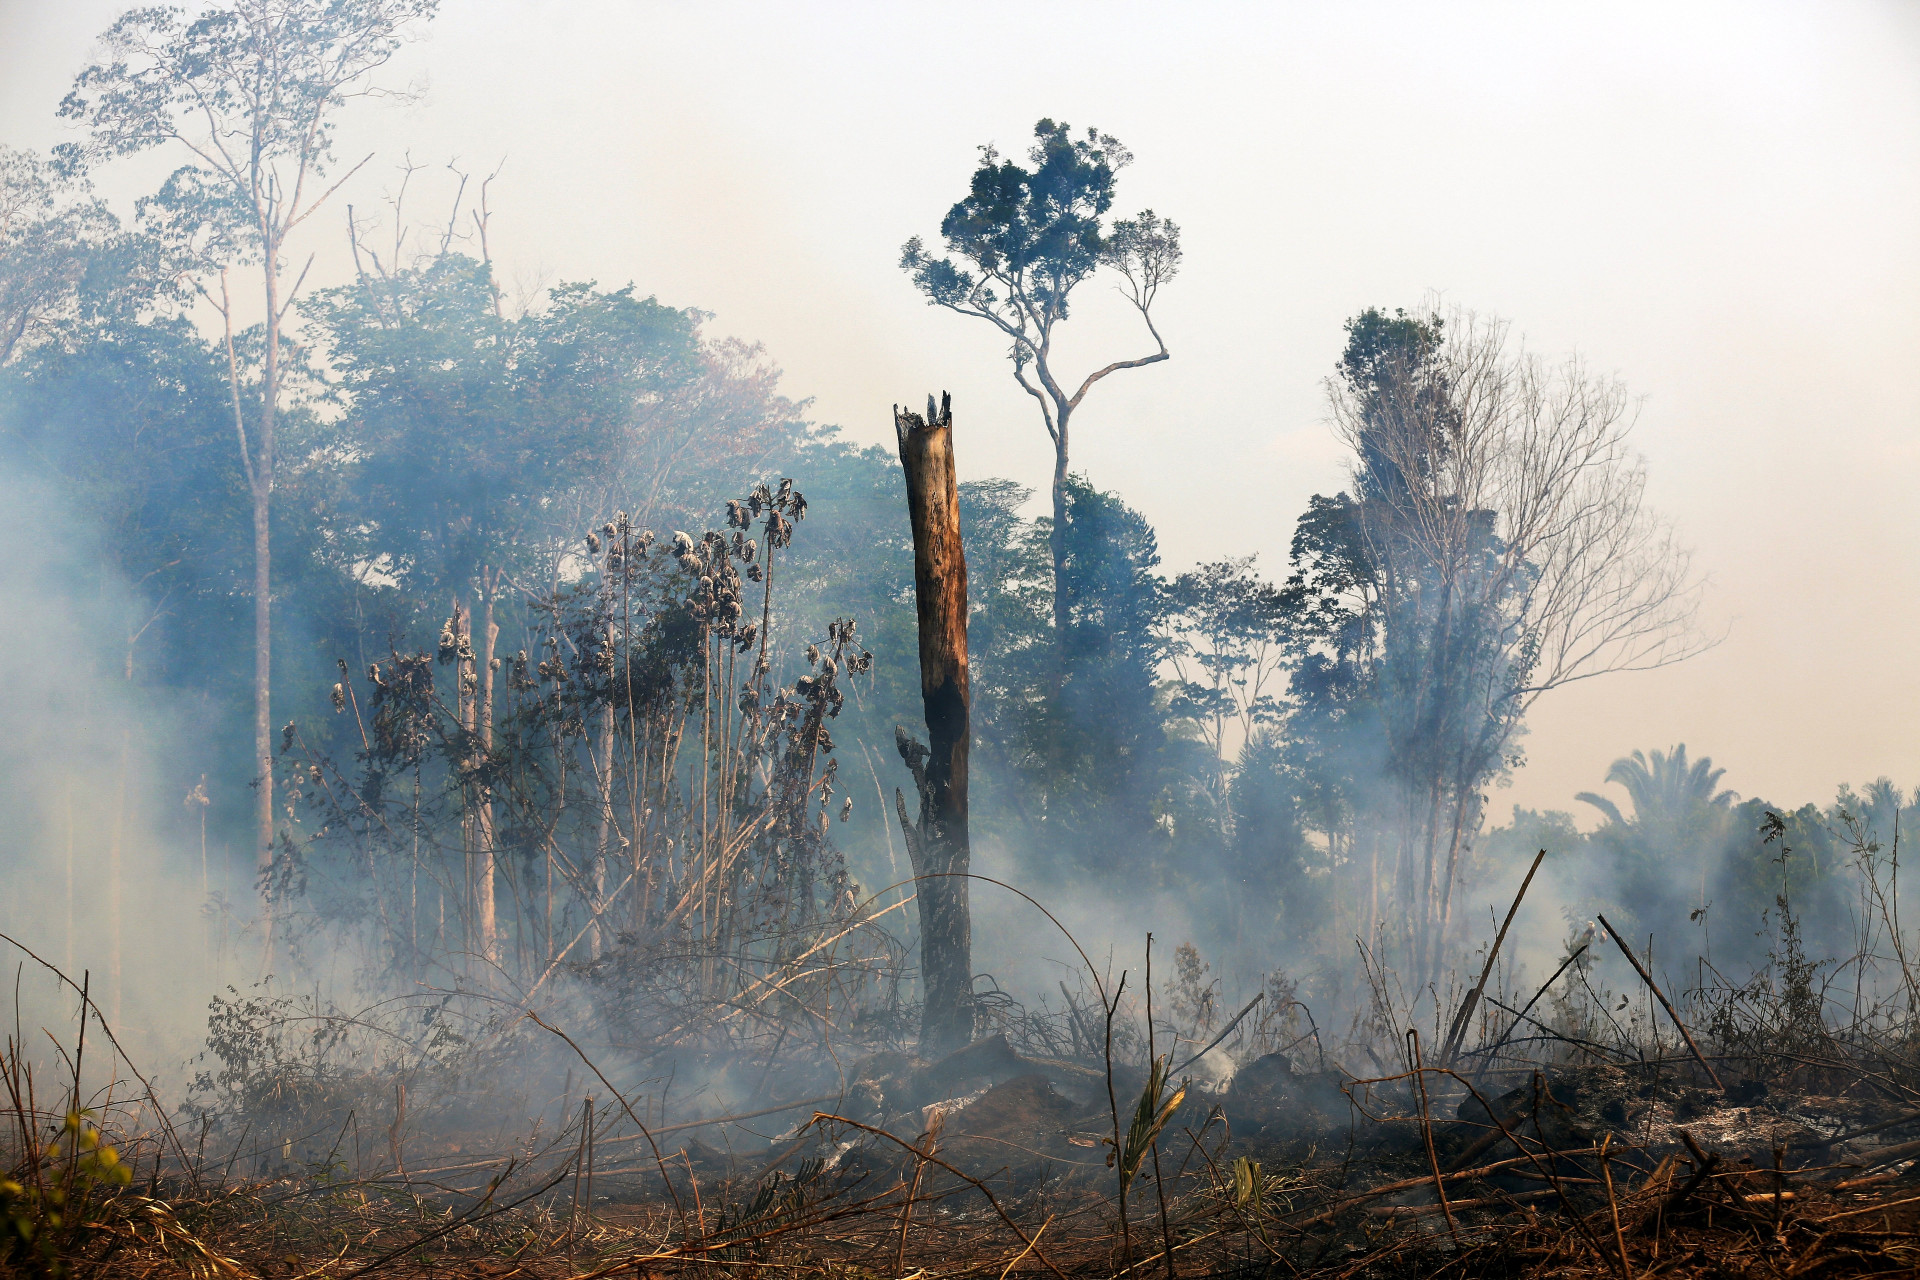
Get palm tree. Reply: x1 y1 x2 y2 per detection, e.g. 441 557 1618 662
1578 745 1737 910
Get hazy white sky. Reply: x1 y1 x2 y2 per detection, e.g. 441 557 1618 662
4 0 1918 821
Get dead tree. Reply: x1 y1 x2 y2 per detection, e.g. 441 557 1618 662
892 392 974 1056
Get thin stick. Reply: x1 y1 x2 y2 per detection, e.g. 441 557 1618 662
1060 980 1096 1058
388 1080 406 1177
1407 1029 1458 1246
0 932 198 1187
1368 1189 1558 1216
895 1111 939 1276
1169 991 1263 1076
1819 1107 1920 1148
1444 1068 1620 1272
567 1097 589 1247
1286 1142 1618 1227
1441 849 1544 1067
591 1094 840 1149
1599 1133 1633 1280
584 1096 597 1228
1105 971 1131 1267
1815 1191 1920 1221
1477 944 1589 1064
1596 914 1726 1092
678 1147 703 1235
1483 995 1624 1062
997 1213 1053 1280
1146 935 1177 1280
341 1159 568 1279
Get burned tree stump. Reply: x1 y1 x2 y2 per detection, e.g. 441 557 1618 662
892 392 973 1056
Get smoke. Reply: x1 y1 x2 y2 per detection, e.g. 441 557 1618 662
966 833 1206 992
0 463 222 1081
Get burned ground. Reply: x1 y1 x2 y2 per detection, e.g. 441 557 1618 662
10 1014 1920 1279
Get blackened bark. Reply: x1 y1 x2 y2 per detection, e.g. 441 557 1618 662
892 392 973 1056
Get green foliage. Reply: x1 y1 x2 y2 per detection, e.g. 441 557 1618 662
56 0 439 230
1056 481 1168 773
1166 557 1289 758
0 145 173 365
1116 1054 1186 1199
1338 307 1447 406
903 120 1128 320
1575 745 1736 941
11 55 1887 1034
1259 308 1546 977
971 477 1204 877
305 255 699 598
1 1109 134 1276
903 118 1181 339
1230 1155 1262 1211
1577 745 1735 835
1226 732 1322 935
899 117 1178 486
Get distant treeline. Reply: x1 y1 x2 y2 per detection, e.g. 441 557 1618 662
5 130 1874 994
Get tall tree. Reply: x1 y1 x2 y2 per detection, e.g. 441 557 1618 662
902 119 1179 705
1274 492 1393 935
1317 303 1712 984
1577 745 1736 835
58 0 438 933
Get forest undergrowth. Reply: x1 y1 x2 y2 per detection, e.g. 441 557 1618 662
8 846 1920 1279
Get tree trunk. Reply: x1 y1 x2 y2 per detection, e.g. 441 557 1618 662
892 393 974 1056
454 600 475 962
1433 786 1480 984
475 575 499 968
252 487 273 928
591 701 614 962
1047 410 1071 772
1367 833 1379 945
254 253 280 953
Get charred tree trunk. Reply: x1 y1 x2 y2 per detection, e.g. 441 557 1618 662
892 392 974 1056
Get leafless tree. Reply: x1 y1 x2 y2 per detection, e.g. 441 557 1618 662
1327 302 1712 985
